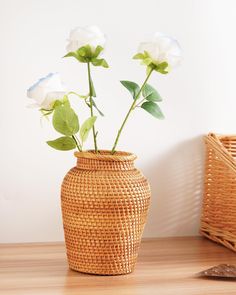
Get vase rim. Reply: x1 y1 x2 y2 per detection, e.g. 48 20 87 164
74 150 137 162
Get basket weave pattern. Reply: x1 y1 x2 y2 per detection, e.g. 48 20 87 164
61 151 151 275
200 133 236 251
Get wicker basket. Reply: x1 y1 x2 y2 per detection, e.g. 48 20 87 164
61 150 151 275
200 133 236 251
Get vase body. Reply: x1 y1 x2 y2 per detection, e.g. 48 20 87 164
61 150 151 275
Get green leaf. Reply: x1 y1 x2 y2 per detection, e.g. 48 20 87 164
52 100 62 108
142 84 162 102
78 45 93 58
141 101 164 119
93 45 104 58
91 98 104 116
63 51 86 63
74 48 88 62
53 105 79 136
120 80 140 99
157 69 168 74
142 57 153 66
47 136 76 151
63 52 78 59
143 51 150 58
133 53 145 60
91 58 109 68
76 55 87 63
156 62 169 74
52 96 71 109
62 95 70 106
64 45 105 63
78 47 87 57
79 116 97 143
91 59 102 66
40 109 53 117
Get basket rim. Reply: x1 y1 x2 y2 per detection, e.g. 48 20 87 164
207 132 236 140
74 150 137 162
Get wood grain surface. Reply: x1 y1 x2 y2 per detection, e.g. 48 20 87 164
1 237 236 295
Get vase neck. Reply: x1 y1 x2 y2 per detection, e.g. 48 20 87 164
75 150 137 171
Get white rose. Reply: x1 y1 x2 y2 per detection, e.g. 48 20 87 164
138 32 182 69
27 73 67 110
66 25 106 53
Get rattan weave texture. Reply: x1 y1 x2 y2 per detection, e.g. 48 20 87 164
61 151 151 275
200 133 236 251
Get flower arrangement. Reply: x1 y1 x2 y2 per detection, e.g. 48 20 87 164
28 26 182 154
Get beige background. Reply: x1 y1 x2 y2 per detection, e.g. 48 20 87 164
0 0 235 242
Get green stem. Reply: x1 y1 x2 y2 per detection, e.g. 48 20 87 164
68 91 88 100
111 69 153 154
74 134 82 149
87 62 98 152
134 97 146 108
72 135 82 152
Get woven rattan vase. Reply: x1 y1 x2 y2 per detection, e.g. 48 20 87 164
61 150 151 275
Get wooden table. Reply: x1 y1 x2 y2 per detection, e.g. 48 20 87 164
1 237 236 295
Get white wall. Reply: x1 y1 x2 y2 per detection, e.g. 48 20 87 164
1 0 236 243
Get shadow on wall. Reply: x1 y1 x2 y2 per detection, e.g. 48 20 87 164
143 136 205 237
